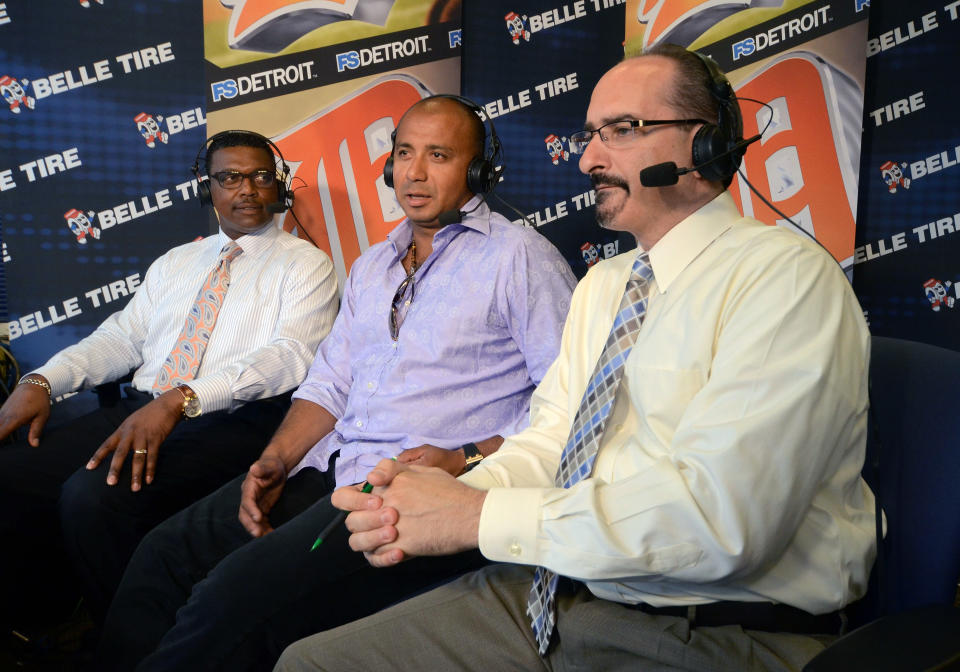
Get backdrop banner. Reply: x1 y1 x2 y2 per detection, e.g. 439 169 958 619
625 0 869 278
202 0 463 290
458 1 868 279
461 0 633 279
852 0 960 351
0 0 208 416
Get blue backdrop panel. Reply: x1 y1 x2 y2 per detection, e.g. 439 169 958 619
462 1 634 278
0 0 208 416
853 0 960 350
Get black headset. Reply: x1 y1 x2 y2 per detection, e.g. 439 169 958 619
192 130 292 212
689 51 746 184
383 94 503 194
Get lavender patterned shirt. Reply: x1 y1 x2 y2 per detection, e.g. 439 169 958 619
291 199 577 486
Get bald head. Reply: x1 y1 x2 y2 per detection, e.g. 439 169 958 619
397 96 486 160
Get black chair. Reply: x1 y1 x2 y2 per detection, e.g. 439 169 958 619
803 336 960 671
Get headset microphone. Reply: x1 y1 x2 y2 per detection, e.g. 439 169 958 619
639 162 686 188
639 133 761 188
437 194 488 227
438 210 462 226
266 201 288 214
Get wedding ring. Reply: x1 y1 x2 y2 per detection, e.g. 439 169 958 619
133 449 148 455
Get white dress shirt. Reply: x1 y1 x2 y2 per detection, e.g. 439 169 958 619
463 192 876 614
34 223 338 413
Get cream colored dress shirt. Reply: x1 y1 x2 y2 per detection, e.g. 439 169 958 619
463 192 876 614
34 223 338 413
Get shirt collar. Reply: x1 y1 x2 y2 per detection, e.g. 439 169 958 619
645 191 738 293
217 220 281 259
386 195 491 258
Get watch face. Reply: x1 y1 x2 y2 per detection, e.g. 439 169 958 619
178 387 201 418
184 397 202 418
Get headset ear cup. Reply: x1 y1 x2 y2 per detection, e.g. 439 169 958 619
197 178 212 207
277 163 291 211
691 50 744 185
466 157 494 194
691 124 733 183
383 156 394 189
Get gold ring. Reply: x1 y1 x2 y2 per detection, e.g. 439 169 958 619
134 449 148 455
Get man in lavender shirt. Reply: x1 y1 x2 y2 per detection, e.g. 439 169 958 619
97 95 576 671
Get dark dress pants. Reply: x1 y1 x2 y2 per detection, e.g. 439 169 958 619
0 388 288 626
97 465 488 672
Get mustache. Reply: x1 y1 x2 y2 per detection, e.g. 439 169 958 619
590 172 629 192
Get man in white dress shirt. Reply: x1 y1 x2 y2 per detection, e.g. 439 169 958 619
275 46 876 672
0 130 338 629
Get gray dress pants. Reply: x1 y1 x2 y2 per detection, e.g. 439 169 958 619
275 564 833 672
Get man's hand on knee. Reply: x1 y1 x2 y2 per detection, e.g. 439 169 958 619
86 391 183 491
0 377 52 447
238 453 287 537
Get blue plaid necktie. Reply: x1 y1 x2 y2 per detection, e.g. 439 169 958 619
527 252 654 655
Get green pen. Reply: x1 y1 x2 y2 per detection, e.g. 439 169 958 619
309 481 373 551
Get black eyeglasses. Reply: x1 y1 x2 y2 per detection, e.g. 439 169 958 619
211 170 276 189
568 118 707 154
389 272 416 341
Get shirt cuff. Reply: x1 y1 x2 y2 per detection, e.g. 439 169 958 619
478 487 543 565
184 374 233 414
30 365 75 398
458 463 499 490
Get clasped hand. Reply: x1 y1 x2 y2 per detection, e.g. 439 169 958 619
332 458 486 568
396 443 466 474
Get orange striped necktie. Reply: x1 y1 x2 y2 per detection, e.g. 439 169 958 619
154 241 244 392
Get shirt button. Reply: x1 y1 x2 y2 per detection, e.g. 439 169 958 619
615 423 623 432
355 420 363 428
404 300 411 306
509 542 522 557
367 382 374 389
392 342 398 349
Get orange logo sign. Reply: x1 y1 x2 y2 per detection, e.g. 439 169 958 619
729 53 860 270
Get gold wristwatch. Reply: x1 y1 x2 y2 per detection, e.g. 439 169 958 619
176 385 202 419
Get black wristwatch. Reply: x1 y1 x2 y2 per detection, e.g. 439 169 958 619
461 442 484 472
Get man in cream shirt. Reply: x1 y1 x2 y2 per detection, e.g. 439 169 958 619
276 46 876 672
